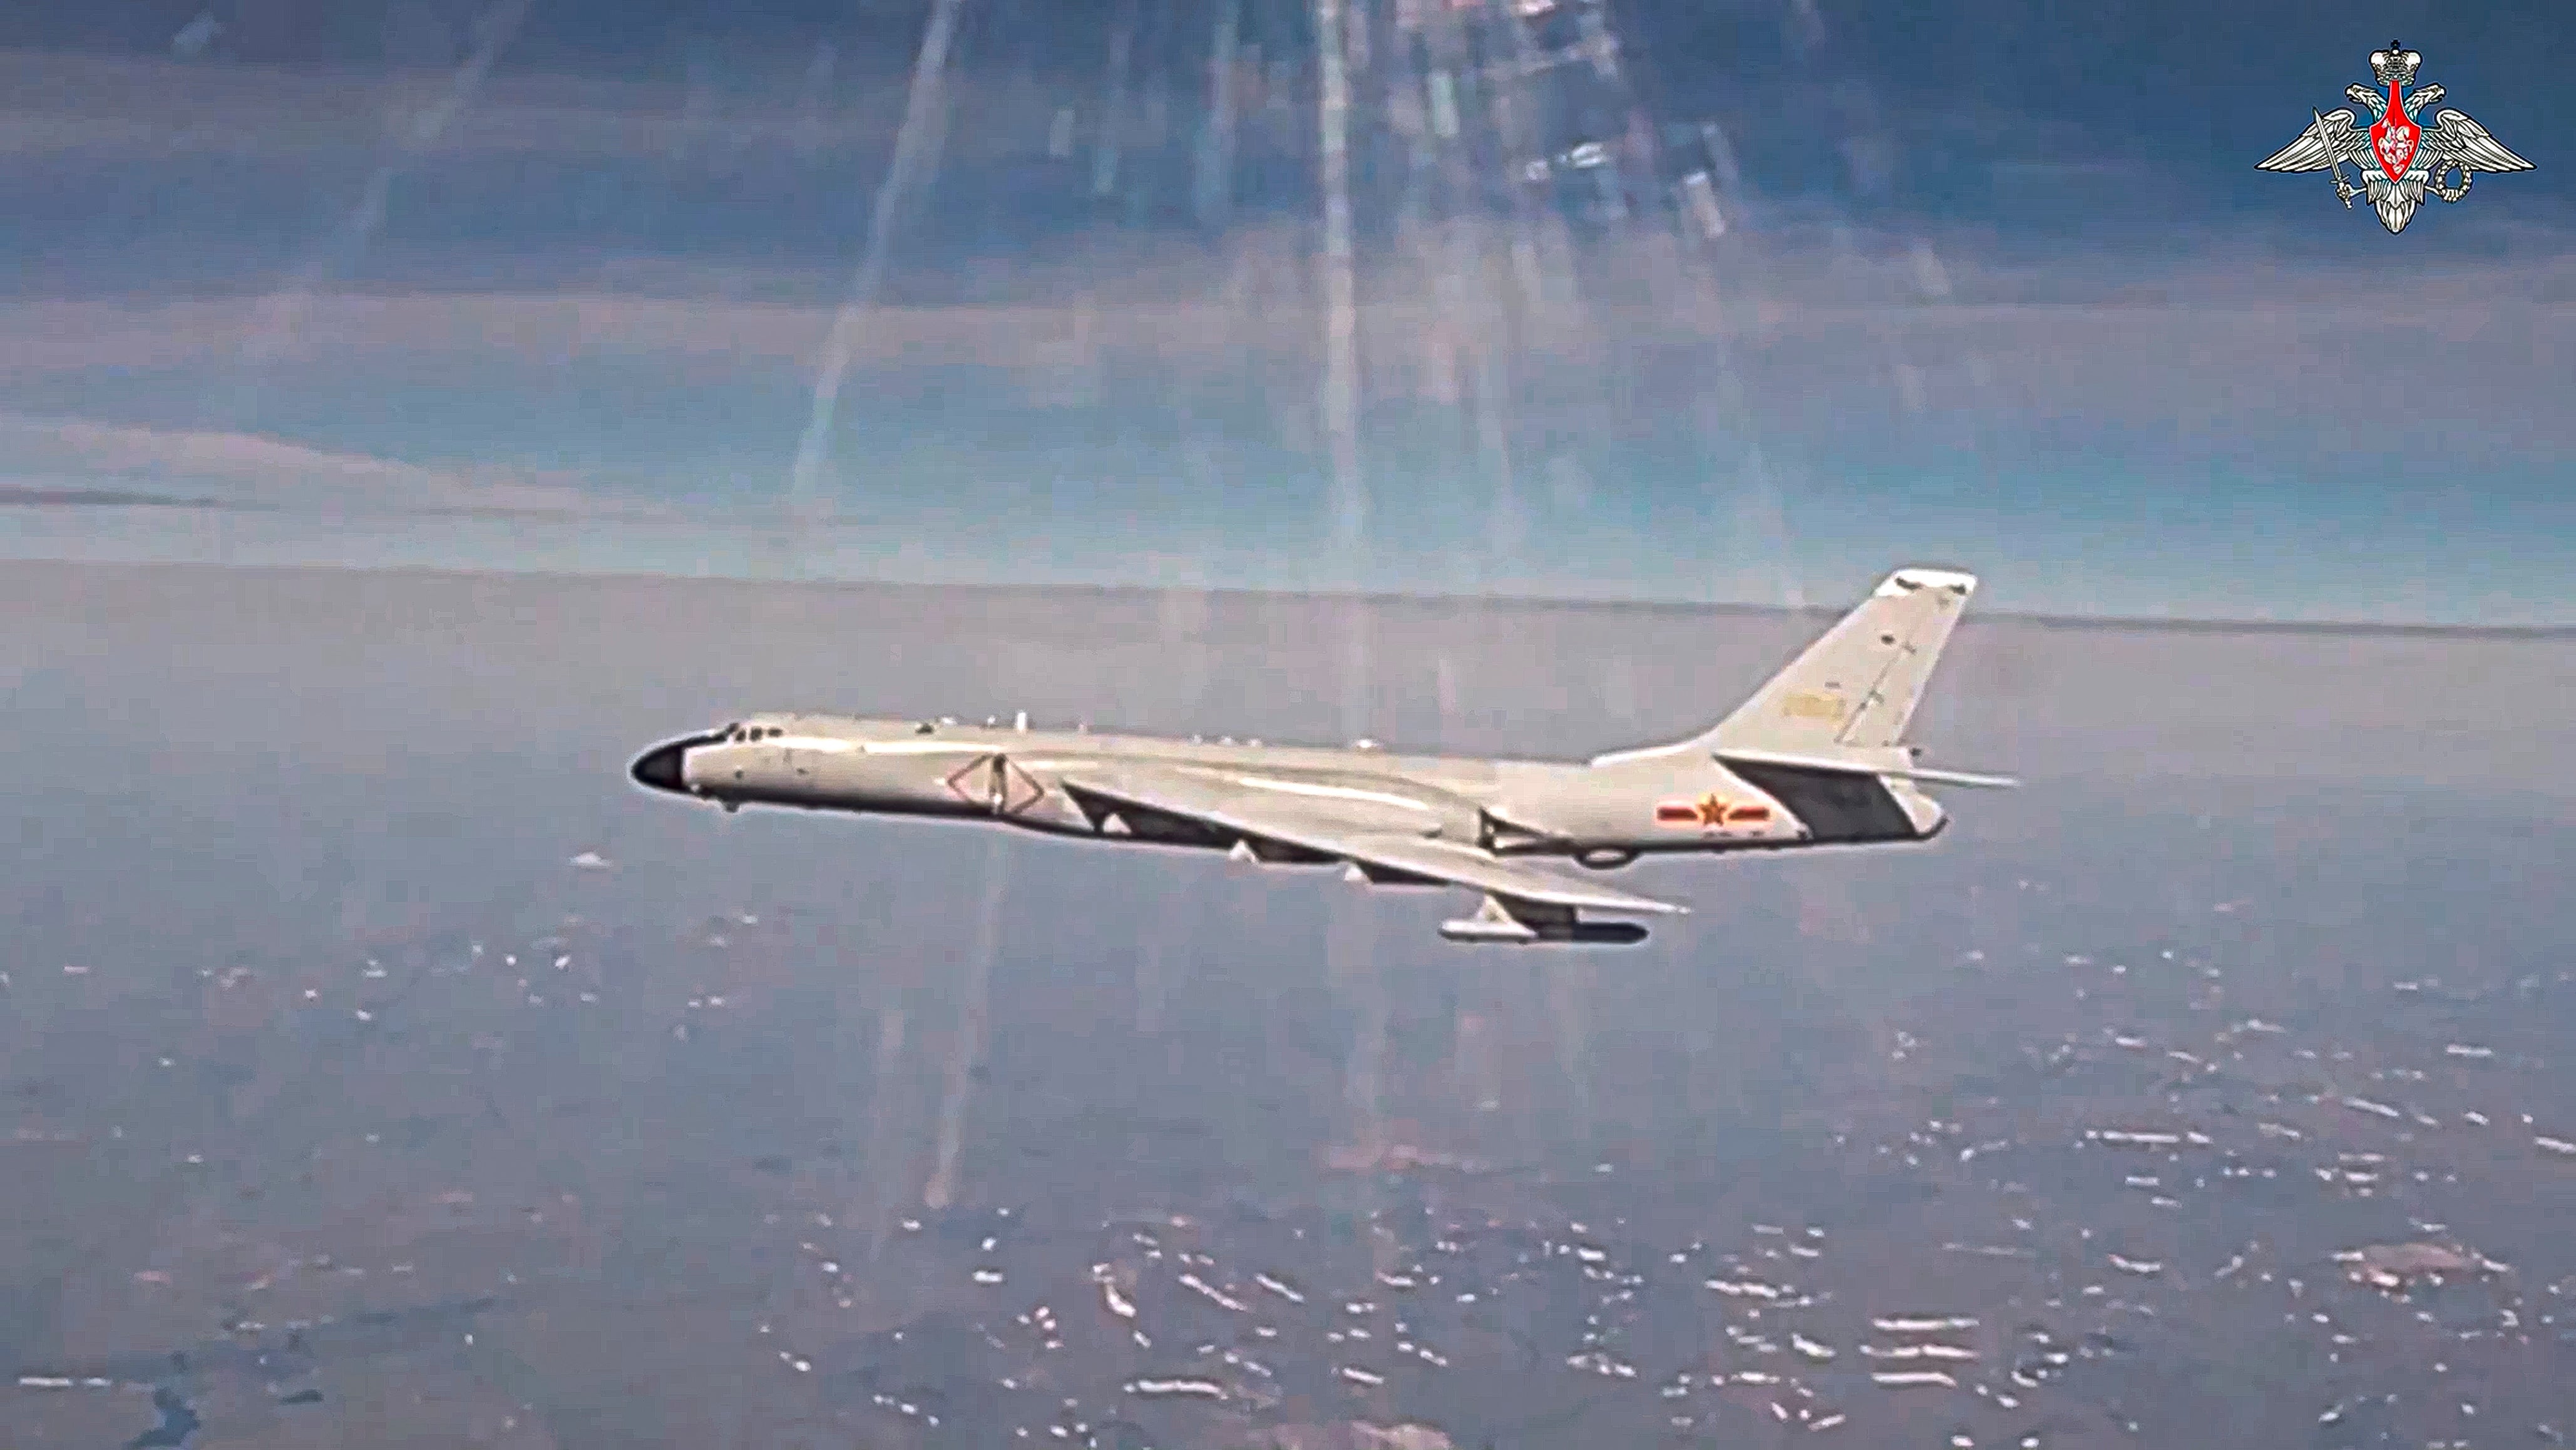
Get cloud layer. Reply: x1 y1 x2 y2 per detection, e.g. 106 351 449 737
2 48 2570 622
0 414 654 518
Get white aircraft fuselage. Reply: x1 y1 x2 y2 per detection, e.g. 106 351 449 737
629 567 2008 945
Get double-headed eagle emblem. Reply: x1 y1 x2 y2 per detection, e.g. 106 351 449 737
2257 43 2533 234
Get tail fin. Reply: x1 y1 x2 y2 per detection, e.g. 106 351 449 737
1590 567 1979 771
1706 566 1978 753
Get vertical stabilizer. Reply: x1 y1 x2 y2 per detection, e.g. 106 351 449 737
1700 567 1978 754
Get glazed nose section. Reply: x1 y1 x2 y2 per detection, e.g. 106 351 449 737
631 734 716 794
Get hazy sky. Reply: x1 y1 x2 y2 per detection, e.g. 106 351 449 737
1 1 2569 624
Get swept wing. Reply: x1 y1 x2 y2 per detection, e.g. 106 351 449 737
1058 764 1685 918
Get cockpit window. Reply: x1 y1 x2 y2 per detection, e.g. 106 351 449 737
914 721 936 734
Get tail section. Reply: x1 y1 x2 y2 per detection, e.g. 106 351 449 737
1591 565 1983 769
1588 567 2008 846
1703 566 1978 754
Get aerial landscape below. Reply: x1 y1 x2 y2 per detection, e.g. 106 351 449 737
4 560 2572 1449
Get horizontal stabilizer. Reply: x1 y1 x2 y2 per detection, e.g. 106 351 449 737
1716 748 2018 790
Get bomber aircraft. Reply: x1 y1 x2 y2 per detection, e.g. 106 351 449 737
629 567 2012 946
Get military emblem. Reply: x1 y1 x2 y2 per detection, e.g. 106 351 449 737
1652 793 1733 830
2257 43 2533 234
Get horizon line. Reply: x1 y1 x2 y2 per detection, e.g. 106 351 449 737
19 556 2572 642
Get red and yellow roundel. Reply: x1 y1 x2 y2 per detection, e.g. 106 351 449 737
1656 793 1730 828
1658 794 1773 828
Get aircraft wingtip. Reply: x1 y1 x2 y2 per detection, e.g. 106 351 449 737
1876 566 1979 599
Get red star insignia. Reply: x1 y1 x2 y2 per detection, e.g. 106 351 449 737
1692 793 1727 828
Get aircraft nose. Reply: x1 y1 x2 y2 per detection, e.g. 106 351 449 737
630 735 711 794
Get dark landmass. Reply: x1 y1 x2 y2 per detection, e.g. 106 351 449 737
4 561 2571 1448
